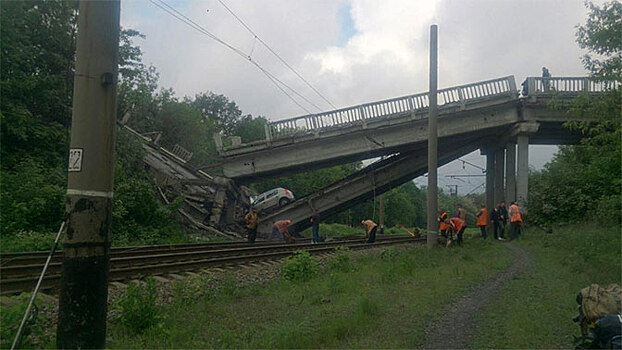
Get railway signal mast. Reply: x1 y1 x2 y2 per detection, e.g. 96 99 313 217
56 1 120 348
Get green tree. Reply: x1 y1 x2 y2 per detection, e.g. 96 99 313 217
186 92 243 135
529 1 621 225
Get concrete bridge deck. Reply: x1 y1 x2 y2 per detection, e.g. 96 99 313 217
218 76 617 182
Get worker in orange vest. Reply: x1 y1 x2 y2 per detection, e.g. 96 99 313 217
445 216 466 246
439 209 449 238
476 204 488 239
508 201 523 241
273 220 295 243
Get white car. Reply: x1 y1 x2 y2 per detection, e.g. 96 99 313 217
251 188 295 213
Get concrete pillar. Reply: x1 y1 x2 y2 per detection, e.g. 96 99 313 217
516 135 529 210
505 142 516 203
485 149 495 234
494 148 505 205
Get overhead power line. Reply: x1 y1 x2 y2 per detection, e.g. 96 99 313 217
216 0 337 110
149 0 323 114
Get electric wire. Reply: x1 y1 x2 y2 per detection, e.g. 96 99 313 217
216 0 337 110
149 0 321 114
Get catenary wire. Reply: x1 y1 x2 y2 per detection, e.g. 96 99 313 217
216 0 337 110
150 0 323 114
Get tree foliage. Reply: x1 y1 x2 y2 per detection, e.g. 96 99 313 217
529 1 621 225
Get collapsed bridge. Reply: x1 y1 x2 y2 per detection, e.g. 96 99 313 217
124 75 617 238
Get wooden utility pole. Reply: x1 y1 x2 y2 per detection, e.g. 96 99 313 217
56 1 120 348
426 25 438 248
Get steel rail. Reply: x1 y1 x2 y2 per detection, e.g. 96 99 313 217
0 234 376 267
1 236 422 295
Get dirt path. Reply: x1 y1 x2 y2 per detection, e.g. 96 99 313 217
422 243 533 349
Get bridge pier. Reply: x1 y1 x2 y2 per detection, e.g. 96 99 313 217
485 148 495 236
505 142 516 203
516 135 529 210
494 148 505 205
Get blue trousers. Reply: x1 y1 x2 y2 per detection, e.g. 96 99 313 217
312 225 320 243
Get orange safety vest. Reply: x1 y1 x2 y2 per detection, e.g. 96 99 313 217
476 209 488 227
439 211 449 231
448 217 465 233
509 204 522 223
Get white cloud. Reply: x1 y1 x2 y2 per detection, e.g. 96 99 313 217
121 0 595 187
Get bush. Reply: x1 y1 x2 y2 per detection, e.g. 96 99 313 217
0 293 54 349
117 278 160 333
280 251 320 282
326 246 352 272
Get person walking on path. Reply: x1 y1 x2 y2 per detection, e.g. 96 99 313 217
508 202 523 240
361 219 378 243
244 208 258 244
476 204 488 239
310 210 321 243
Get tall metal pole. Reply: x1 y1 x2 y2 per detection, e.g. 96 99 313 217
426 25 438 248
56 1 120 348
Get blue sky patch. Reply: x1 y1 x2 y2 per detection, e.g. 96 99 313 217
337 2 356 46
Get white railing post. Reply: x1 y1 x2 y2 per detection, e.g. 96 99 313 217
264 124 272 143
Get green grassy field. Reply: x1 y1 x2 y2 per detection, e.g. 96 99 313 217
106 238 510 348
472 224 621 349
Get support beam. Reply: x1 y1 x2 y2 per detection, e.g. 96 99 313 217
485 149 495 236
256 138 482 235
505 142 516 203
494 147 505 204
516 135 529 209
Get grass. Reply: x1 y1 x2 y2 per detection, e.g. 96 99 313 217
106 238 511 348
471 223 621 349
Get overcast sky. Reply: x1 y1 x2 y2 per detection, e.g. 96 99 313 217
121 0 598 194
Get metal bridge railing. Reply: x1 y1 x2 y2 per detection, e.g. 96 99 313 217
525 77 620 95
267 76 517 139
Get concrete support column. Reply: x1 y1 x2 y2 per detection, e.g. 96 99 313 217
485 149 495 233
516 135 529 210
494 148 505 205
505 142 516 203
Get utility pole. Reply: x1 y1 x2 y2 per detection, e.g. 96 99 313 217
56 1 120 348
426 25 438 248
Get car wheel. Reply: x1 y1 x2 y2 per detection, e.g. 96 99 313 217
279 197 291 207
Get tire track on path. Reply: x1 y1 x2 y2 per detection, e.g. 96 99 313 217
422 243 533 349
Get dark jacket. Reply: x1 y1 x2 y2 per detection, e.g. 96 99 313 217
490 208 501 222
499 206 508 222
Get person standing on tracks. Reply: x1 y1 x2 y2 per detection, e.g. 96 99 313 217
476 204 488 239
310 210 321 244
361 219 378 243
273 219 295 243
508 201 523 240
244 208 258 244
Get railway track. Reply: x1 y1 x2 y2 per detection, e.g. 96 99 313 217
0 235 423 295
